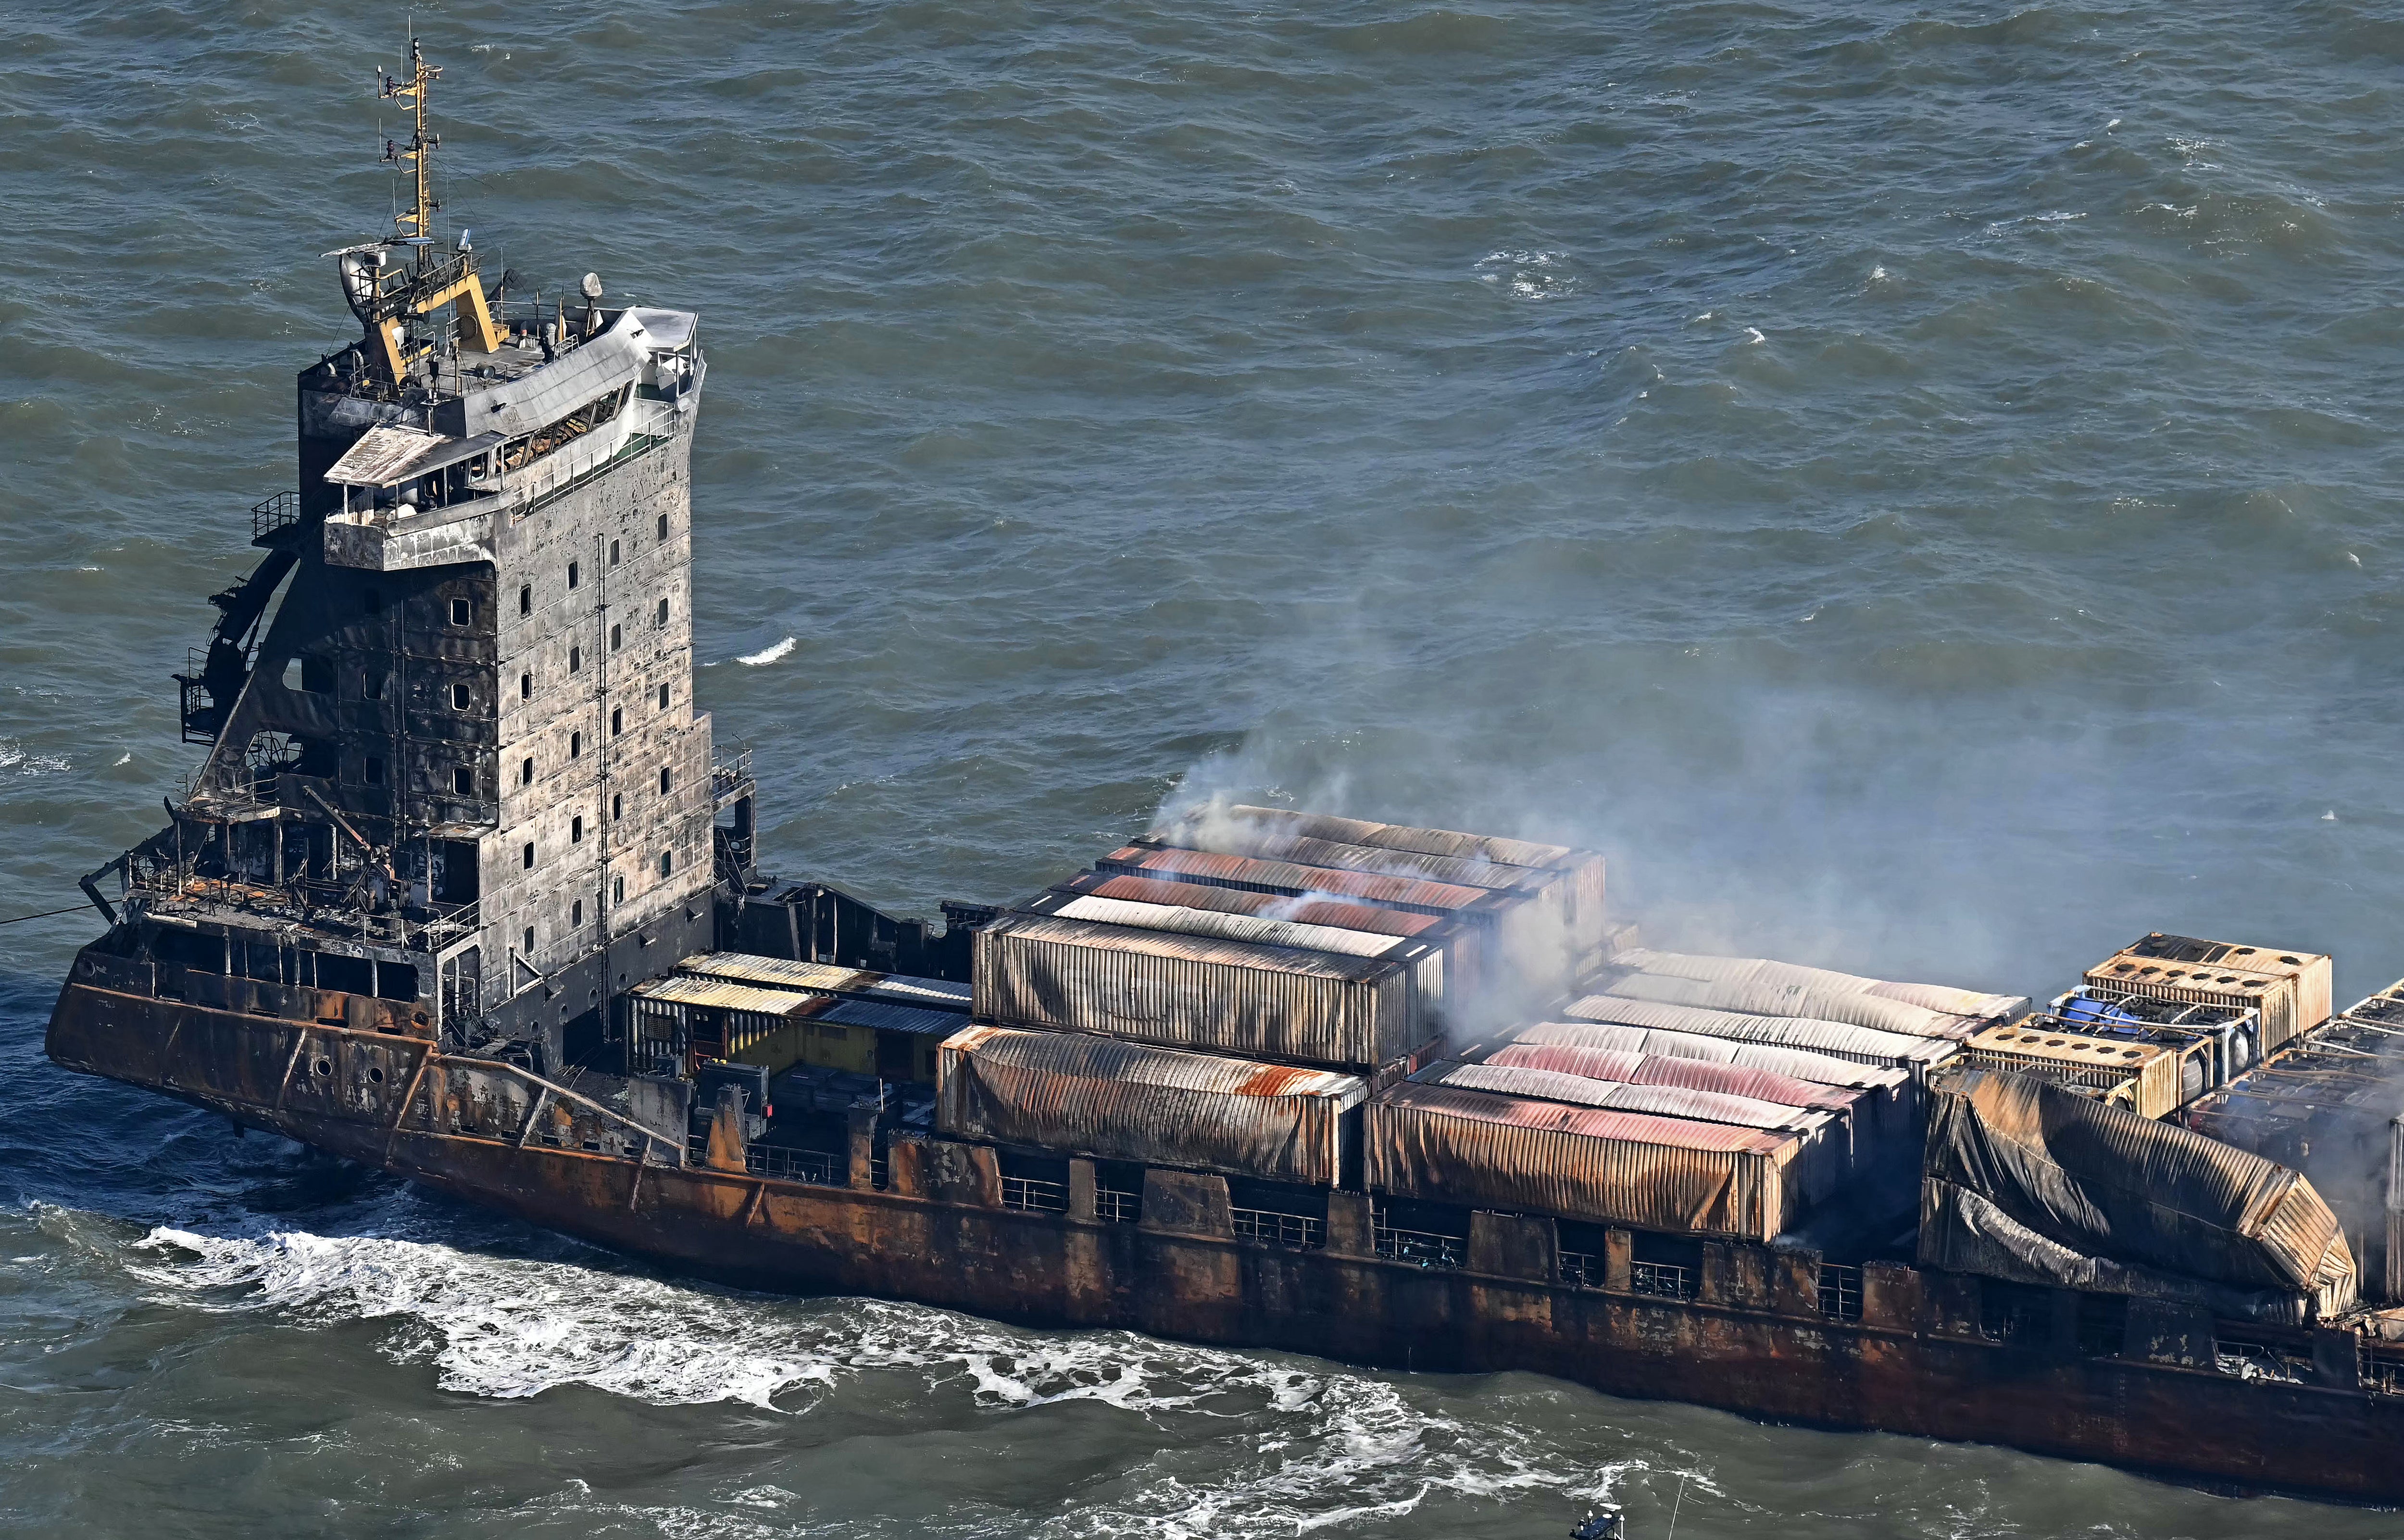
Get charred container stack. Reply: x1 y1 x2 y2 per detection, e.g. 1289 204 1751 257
947 807 1606 1196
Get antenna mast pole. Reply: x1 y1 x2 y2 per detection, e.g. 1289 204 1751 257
380 36 441 272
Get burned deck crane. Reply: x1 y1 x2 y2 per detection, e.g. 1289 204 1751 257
46 42 2404 1511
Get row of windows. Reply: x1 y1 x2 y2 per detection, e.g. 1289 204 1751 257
513 515 676 617
517 855 680 957
514 769 678 864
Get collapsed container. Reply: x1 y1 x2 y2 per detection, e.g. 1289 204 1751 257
2083 933 2332 1054
936 1024 1367 1186
1919 1068 2356 1324
1365 1082 1826 1241
676 951 973 1014
972 910 1438 1069
1609 947 2024 1023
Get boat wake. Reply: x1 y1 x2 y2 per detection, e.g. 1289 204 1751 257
122 1218 1693 1536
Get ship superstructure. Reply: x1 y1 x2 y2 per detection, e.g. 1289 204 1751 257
102 40 721 1075
45 47 2404 1510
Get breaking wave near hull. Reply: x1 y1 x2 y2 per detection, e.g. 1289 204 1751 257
123 1218 1661 1536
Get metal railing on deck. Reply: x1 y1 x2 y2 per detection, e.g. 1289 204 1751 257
1002 1176 1069 1214
252 490 298 542
1818 1263 1863 1322
1560 1251 1601 1289
1231 1208 1323 1250
1628 1261 1692 1300
1094 1187 1140 1224
1372 1223 1465 1269
751 1145 842 1186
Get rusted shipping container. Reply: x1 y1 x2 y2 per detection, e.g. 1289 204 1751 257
936 1024 1366 1185
1365 1083 1816 1240
1037 892 1420 961
972 912 1435 1068
2084 933 2334 1053
1172 805 1609 965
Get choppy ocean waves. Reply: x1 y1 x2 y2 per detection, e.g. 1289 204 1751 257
122 1216 1674 1538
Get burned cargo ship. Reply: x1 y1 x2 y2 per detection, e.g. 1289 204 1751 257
42 46 2404 1505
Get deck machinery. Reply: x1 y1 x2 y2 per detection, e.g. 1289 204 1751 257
43 45 2404 1509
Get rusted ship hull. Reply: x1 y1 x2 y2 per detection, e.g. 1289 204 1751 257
50 978 2404 1506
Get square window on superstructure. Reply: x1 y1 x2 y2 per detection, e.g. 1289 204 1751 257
452 767 474 796
658 766 672 795
520 756 534 786
520 672 532 701
658 851 672 877
657 513 668 541
610 538 621 565
569 646 583 673
450 597 472 626
450 682 472 711
570 731 582 759
518 584 532 616
567 561 580 590
656 683 669 710
522 842 535 870
610 623 622 651
611 707 622 736
571 815 584 844
364 756 385 786
655 597 669 626
523 926 535 955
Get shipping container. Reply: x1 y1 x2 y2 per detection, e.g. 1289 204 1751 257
1562 994 1962 1071
1610 948 2024 1025
1595 959 1983 1040
1146 824 1586 981
1167 805 1608 966
1417 1058 1824 1133
2050 986 2260 1097
972 911 1436 1068
2083 934 2333 1053
1062 873 1489 998
1483 1041 1859 1112
1510 1019 1910 1092
1365 1083 1821 1240
936 1024 1367 1185
1095 844 1492 917
1033 891 1421 961
1950 1015 2185 1118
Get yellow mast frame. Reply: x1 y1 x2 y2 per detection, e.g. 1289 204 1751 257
373 37 501 380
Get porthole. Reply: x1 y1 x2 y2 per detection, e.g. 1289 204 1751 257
313 1057 333 1077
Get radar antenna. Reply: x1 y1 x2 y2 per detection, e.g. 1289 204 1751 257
380 35 441 272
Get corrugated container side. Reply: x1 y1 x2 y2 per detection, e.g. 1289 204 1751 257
972 915 1422 1067
936 1026 1366 1185
1365 1085 1803 1240
1046 892 1410 960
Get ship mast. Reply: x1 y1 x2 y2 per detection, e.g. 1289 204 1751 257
380 36 441 273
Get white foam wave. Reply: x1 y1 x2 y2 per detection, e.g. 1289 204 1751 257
126 1222 1663 1536
737 636 797 667
0 739 71 775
